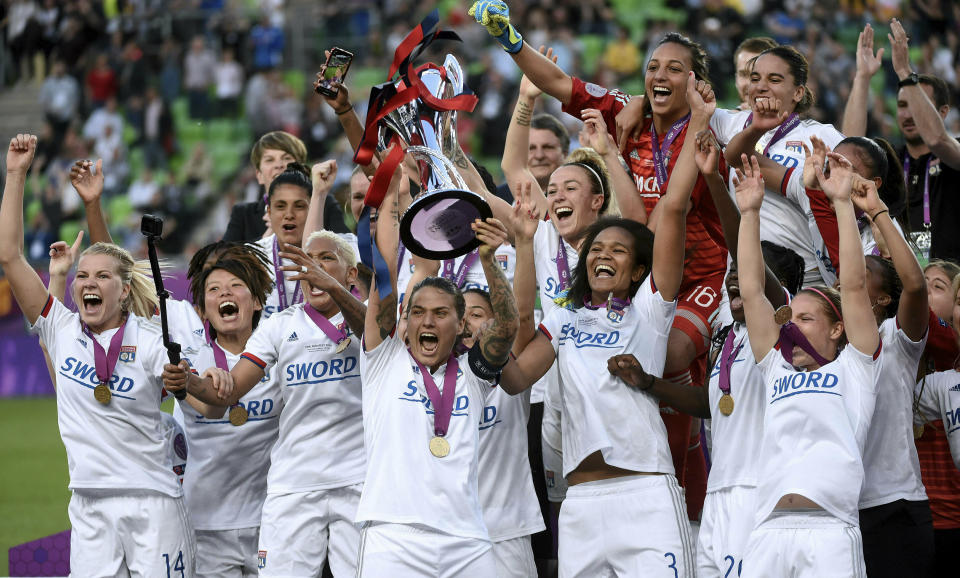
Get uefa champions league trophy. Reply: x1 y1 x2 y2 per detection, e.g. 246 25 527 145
380 55 492 260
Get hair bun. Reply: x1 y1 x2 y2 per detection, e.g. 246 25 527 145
284 161 310 176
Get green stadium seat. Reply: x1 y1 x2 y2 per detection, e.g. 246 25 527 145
58 221 82 246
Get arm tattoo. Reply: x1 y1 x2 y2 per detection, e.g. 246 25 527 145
479 255 519 365
452 146 470 170
516 100 533 127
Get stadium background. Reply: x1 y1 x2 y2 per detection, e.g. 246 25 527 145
1 0 958 574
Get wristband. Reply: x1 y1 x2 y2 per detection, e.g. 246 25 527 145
335 105 354 116
898 72 920 88
870 209 889 221
467 342 507 381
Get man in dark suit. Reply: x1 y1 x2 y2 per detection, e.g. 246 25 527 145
223 130 348 241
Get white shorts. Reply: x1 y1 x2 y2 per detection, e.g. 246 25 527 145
257 484 362 577
196 527 259 577
68 490 195 578
356 522 496 577
741 511 866 578
697 486 757 578
541 370 568 503
559 475 694 578
491 535 536 578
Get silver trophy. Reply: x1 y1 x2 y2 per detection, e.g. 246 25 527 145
380 55 492 260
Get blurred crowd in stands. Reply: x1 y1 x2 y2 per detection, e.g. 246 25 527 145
1 0 959 264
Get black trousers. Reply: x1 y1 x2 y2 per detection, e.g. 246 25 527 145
860 499 934 578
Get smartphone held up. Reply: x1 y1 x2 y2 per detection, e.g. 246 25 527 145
315 47 354 98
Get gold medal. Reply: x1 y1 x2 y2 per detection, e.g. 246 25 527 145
914 423 925 439
429 436 450 458
94 383 112 405
774 305 793 325
718 393 735 416
229 405 249 426
335 337 351 354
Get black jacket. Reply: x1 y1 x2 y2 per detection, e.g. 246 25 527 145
223 194 349 242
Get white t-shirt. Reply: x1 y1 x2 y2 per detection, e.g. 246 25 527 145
243 304 365 493
754 344 880 527
445 245 517 293
165 298 205 348
706 323 765 492
478 387 545 542
31 296 182 497
357 332 495 540
539 276 676 477
712 109 845 286
915 370 960 470
174 337 282 530
531 220 578 405
254 235 303 319
860 318 928 508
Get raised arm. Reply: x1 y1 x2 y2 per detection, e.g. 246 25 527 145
580 108 644 223
723 98 792 187
362 162 403 349
469 1 573 104
851 176 927 340
817 154 879 354
500 189 556 394
0 135 49 324
698 131 787 308
473 218 519 367
651 73 712 302
69 159 112 244
302 160 337 242
736 155 780 360
313 63 378 177
889 19 960 168
841 23 884 137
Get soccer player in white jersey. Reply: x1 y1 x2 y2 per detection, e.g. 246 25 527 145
0 134 195 576
169 244 281 577
733 149 881 577
499 73 711 577
717 45 846 286
164 230 365 577
458 288 545 577
356 157 519 575
916 277 960 470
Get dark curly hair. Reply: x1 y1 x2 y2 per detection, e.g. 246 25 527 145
188 243 274 338
567 217 654 309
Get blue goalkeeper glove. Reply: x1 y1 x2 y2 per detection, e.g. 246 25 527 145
468 0 523 54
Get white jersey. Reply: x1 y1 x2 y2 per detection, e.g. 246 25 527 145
397 244 416 310
860 318 927 508
162 412 188 486
478 387 545 542
357 332 495 540
444 245 516 293
164 298 205 347
915 369 960 470
706 323 765 492
243 303 365 493
31 296 181 497
754 344 880 527
539 276 676 477
254 235 303 319
712 109 845 285
532 220 578 405
174 338 282 530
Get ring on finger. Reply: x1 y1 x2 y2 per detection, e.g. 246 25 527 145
301 265 308 274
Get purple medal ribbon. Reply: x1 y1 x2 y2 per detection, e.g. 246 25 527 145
718 327 743 396
441 249 480 289
777 321 831 367
651 114 690 189
303 303 350 349
81 318 129 388
744 112 801 156
903 156 932 229
411 353 459 437
203 320 229 370
582 293 630 312
272 237 303 312
555 239 572 293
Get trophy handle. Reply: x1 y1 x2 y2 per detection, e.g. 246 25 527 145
406 145 470 192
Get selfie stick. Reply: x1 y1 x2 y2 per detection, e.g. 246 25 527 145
141 214 185 400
